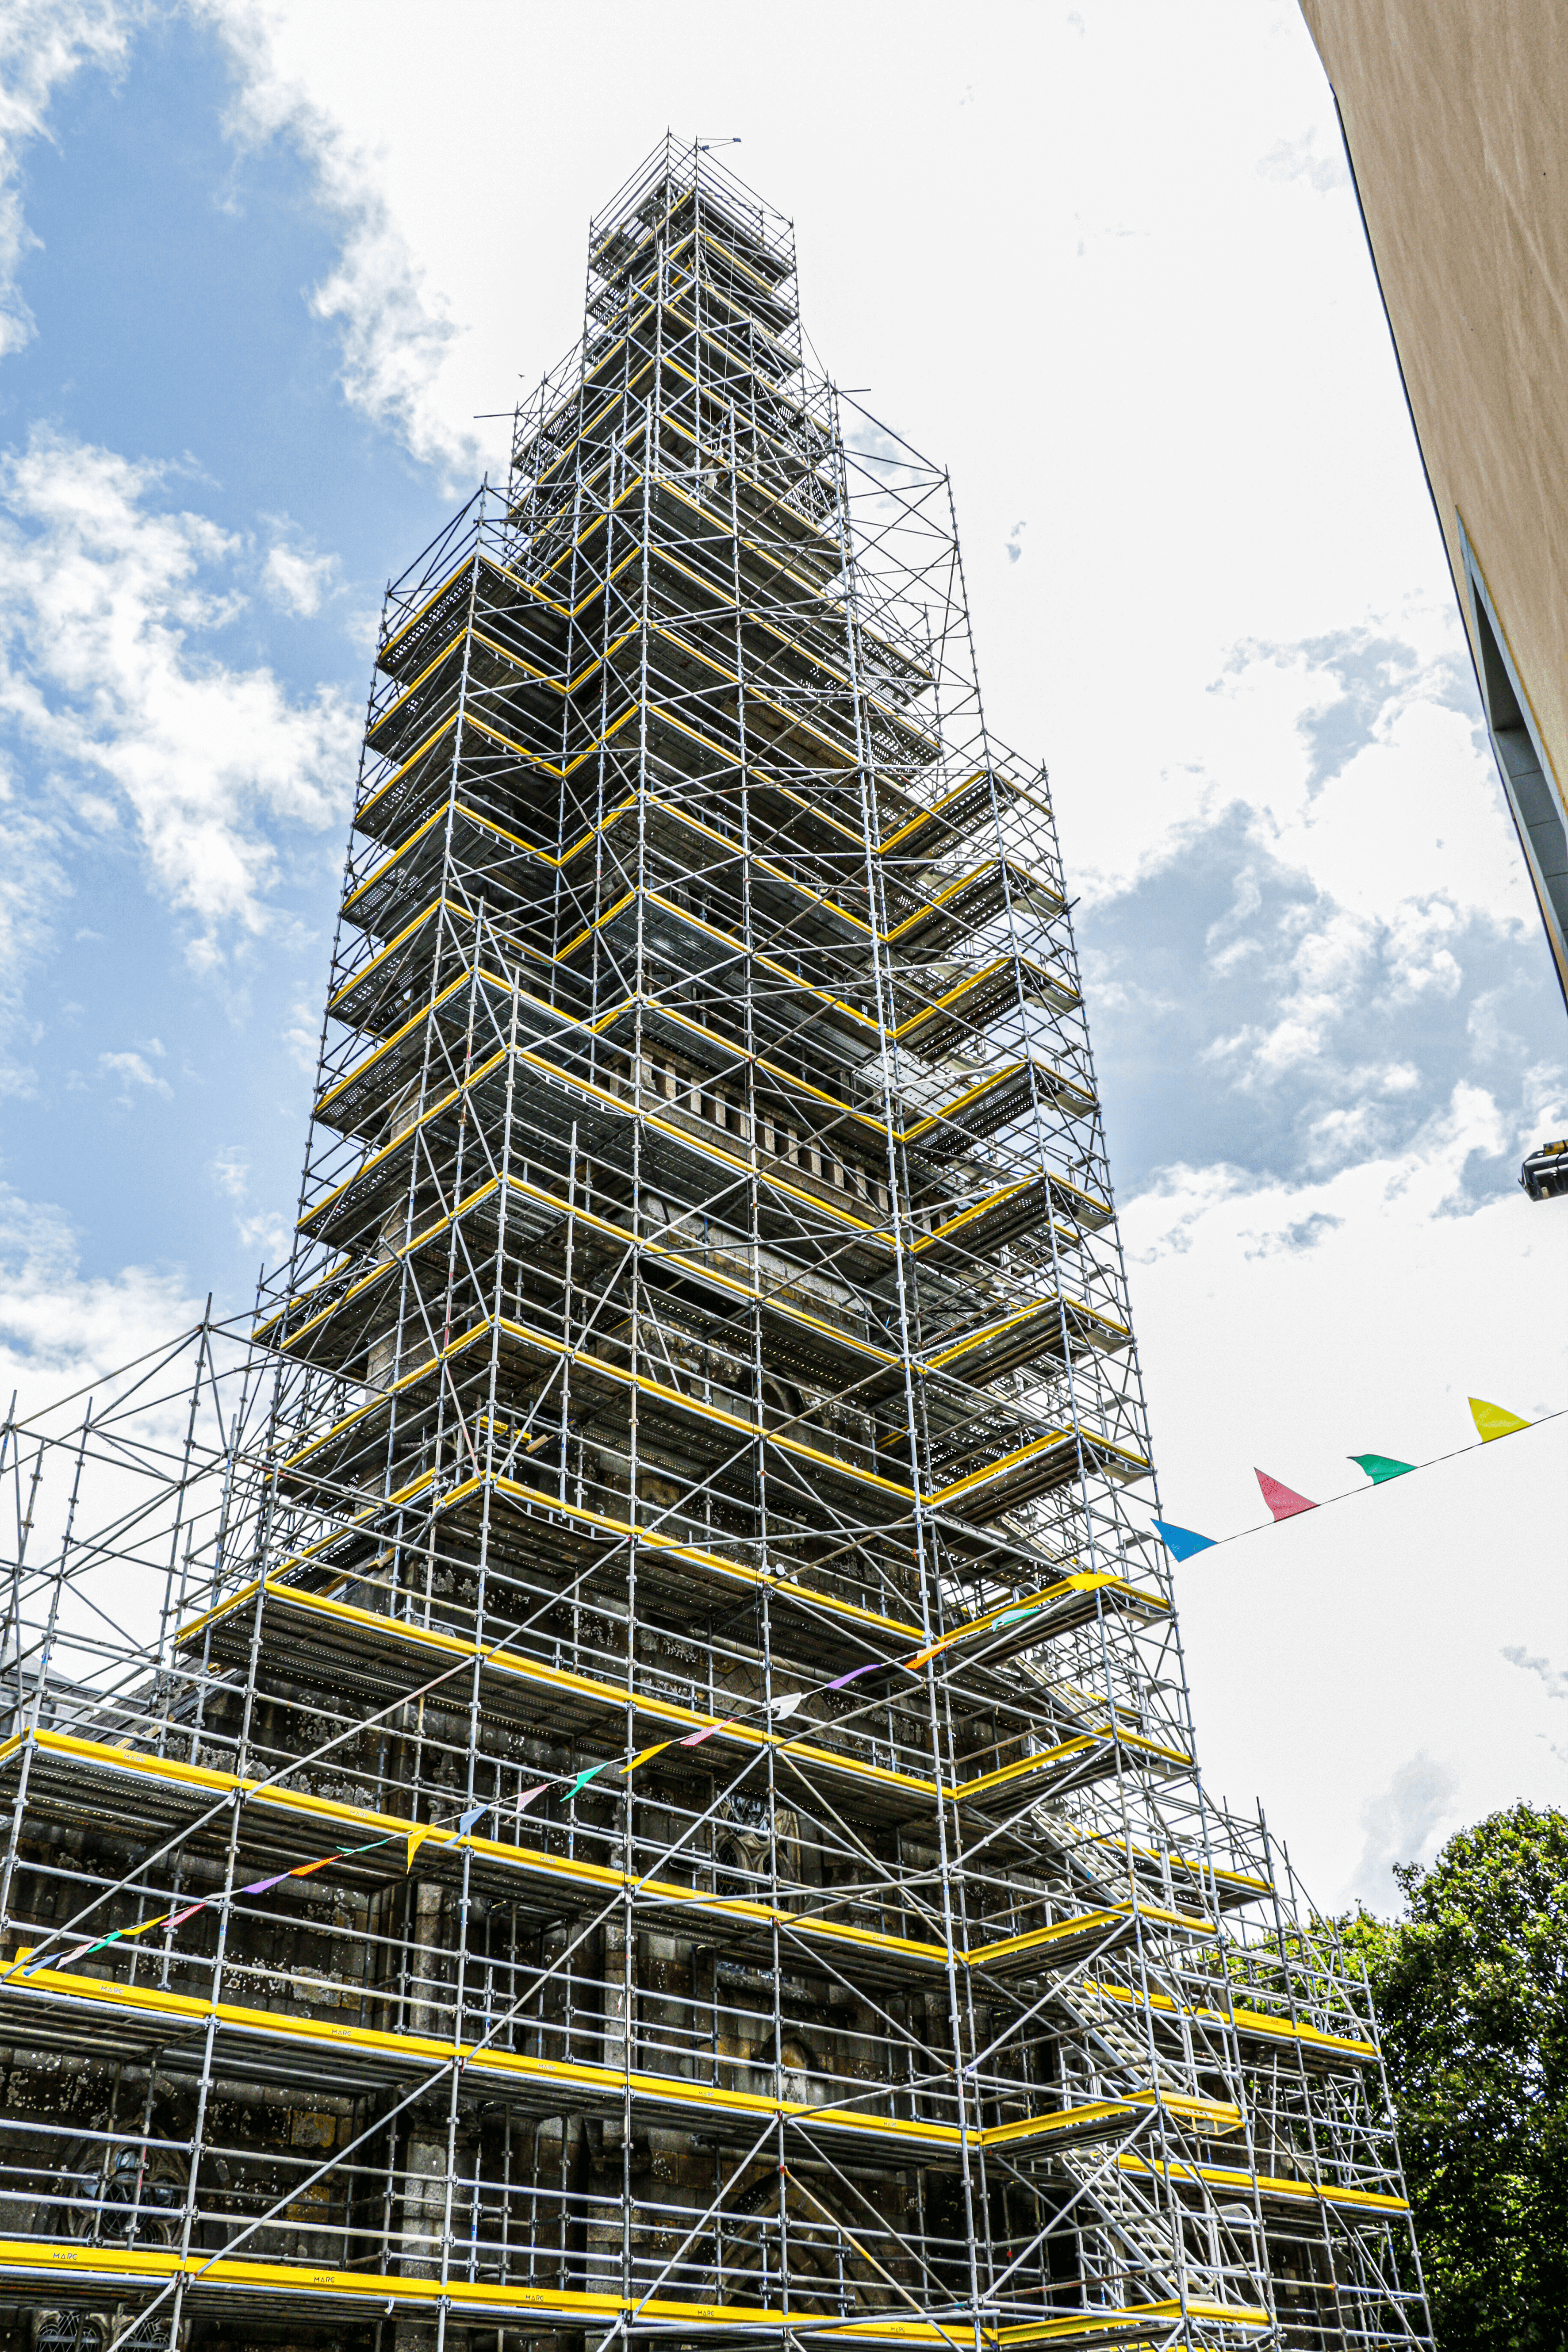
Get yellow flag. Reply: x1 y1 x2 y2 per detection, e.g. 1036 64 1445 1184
620 1739 674 1776
406 1826 434 1872
1470 1396 1531 1443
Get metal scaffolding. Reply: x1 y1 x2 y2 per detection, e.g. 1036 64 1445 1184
0 139 1431 2352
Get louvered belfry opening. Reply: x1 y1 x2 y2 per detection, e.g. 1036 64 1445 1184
0 140 1431 2352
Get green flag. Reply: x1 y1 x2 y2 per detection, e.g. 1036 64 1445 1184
1349 1453 1415 1485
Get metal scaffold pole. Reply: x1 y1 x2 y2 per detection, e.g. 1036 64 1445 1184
0 140 1430 2352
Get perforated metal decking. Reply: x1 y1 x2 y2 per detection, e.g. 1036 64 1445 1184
0 142 1430 2352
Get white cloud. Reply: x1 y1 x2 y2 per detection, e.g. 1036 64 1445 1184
1198 893 1476 1103
210 1143 249 1199
0 2 137 361
0 1178 197 1403
1502 1646 1568 1704
283 989 322 1074
1072 606 1557 1166
1349 1752 1461 1912
0 1185 246 1638
1125 1083 1568 1913
200 0 484 483
0 426 358 967
1502 1646 1568 1764
208 1141 293 1264
261 529 339 618
1063 603 1522 961
1127 1078 1553 1293
99 1045 171 1101
1257 128 1346 196
0 756 67 1096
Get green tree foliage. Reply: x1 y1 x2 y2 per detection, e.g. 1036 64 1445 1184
1340 1803 1568 2351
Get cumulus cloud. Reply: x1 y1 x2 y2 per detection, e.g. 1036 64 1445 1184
1503 1648 1568 1765
1124 1078 1540 1280
0 761 68 1096
99 1042 171 1102
1257 129 1347 197
260 524 340 617
1083 789 1565 1193
283 989 323 1074
1349 1751 1460 1911
1203 622 1527 929
199 1 484 483
1075 603 1564 1191
209 1143 249 1200
207 1142 293 1263
1080 610 1521 917
1197 892 1468 1104
0 1182 253 1621
1074 614 1547 1161
0 4 479 479
0 1178 198 1401
0 425 357 968
1502 1646 1568 1703
0 2 138 361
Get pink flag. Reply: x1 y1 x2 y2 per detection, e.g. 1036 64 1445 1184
678 1718 736 1748
35 1938 99 1975
1255 1469 1316 1522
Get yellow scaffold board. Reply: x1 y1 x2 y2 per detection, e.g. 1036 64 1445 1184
0 2239 1270 2341
2 1957 1242 2161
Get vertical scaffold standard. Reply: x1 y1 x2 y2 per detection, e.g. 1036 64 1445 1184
0 140 1431 2352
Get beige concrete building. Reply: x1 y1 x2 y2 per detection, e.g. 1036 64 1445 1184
1301 0 1568 1008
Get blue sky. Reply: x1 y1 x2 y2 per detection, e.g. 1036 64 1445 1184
0 7 454 1293
1 0 1564 1911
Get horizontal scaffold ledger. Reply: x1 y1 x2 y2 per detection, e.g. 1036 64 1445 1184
0 139 1430 2352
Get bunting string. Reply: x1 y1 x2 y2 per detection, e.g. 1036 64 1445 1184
14 1579 1066 1972
15 1396 1556 1978
19 1832 406 1979
1152 1394 1560 1564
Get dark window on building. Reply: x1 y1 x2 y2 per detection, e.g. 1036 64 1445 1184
1468 572 1568 960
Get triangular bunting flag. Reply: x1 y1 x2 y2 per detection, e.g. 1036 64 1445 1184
1469 1396 1530 1443
1349 1453 1415 1484
825 1661 884 1692
457 1802 491 1835
1151 1519 1216 1562
406 1826 433 1873
1255 1470 1316 1522
37 1938 100 1976
678 1719 735 1749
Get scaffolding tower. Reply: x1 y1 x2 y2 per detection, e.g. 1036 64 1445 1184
0 141 1431 2352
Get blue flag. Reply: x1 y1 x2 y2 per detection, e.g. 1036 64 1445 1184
1152 1519 1216 1562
